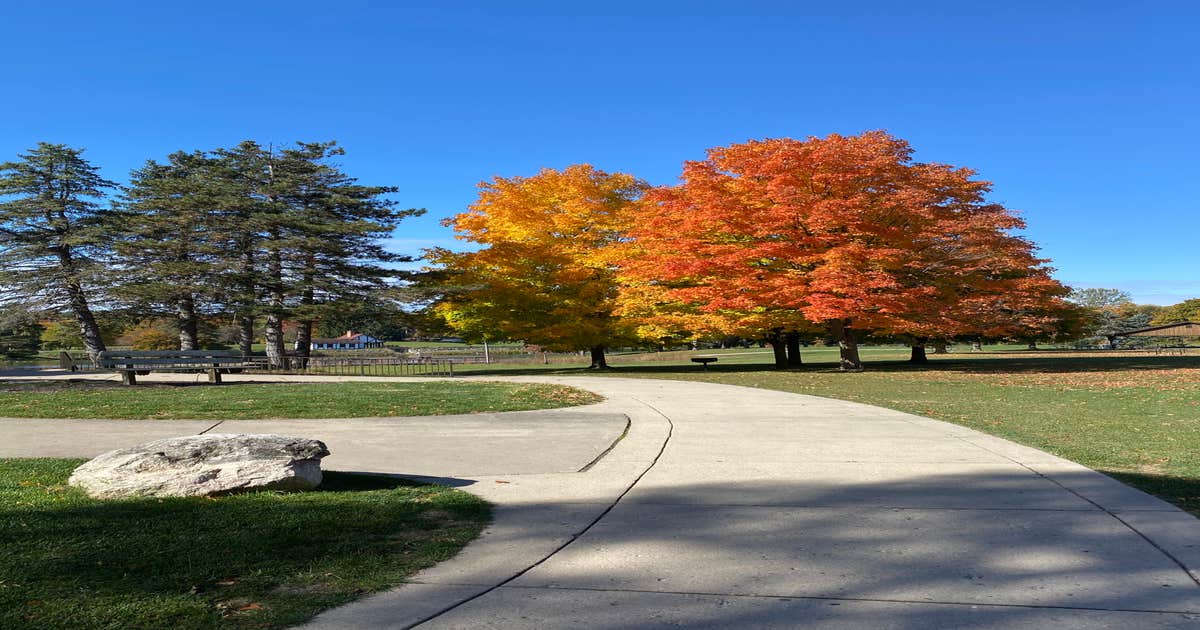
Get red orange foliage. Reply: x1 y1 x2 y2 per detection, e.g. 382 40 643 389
619 131 1071 369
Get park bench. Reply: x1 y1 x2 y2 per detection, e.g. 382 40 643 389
98 350 257 385
690 356 719 371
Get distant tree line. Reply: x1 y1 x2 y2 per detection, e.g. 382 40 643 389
1065 288 1199 348
0 142 422 365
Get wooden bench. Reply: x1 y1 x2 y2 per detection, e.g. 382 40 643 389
98 350 256 385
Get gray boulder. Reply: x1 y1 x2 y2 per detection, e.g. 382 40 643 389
68 433 330 499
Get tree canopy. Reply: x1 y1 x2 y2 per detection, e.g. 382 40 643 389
430 164 644 368
618 132 1071 370
0 143 117 362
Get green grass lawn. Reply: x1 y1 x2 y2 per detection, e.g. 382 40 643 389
462 348 1200 516
0 381 601 420
0 458 489 630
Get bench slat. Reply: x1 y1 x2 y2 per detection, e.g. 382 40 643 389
100 350 242 358
100 358 250 366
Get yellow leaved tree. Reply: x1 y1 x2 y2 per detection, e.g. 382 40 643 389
427 164 644 368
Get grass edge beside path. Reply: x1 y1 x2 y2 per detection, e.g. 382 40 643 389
0 458 491 630
0 381 602 420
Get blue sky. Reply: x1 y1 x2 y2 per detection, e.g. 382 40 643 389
2 1 1196 304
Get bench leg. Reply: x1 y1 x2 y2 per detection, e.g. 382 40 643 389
208 369 222 384
121 371 136 386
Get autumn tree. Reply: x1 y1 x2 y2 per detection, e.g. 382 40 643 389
1152 298 1200 325
623 132 1069 370
0 144 116 364
430 165 644 368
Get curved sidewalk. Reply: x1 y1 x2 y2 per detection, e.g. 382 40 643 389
309 376 1200 629
4 372 1199 627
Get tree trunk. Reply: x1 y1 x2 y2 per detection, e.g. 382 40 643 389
176 294 199 350
932 341 948 354
766 331 788 369
264 311 286 368
238 315 254 356
785 332 803 368
971 339 983 351
909 337 928 363
294 274 315 366
65 280 106 365
237 247 256 356
52 246 106 365
1027 341 1038 350
588 345 608 369
295 320 313 367
263 239 287 369
828 319 864 371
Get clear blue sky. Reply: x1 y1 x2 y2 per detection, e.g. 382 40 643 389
2 1 1196 304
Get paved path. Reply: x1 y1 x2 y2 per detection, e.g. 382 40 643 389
307 376 1200 629
5 372 1200 628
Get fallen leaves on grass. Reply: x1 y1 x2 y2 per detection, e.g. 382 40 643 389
909 367 1200 392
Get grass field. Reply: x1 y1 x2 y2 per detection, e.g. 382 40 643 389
459 347 1200 516
0 459 489 630
0 381 601 420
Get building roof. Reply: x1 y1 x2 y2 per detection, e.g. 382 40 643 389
1115 321 1200 337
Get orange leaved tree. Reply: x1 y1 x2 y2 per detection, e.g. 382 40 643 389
428 164 644 368
622 131 1070 370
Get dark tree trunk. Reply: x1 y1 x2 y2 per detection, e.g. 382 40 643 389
238 315 254 356
828 319 864 371
52 247 105 364
294 273 315 365
176 294 199 350
909 337 928 363
66 281 106 365
766 331 788 369
932 341 948 354
1027 341 1038 350
588 345 608 369
295 320 313 366
785 332 803 368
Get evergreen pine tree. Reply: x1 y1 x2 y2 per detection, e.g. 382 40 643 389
114 151 223 349
0 143 116 364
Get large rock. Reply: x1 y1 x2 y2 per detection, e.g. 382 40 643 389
68 433 330 499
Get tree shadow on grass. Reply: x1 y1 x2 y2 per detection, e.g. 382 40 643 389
317 470 429 492
1105 470 1200 516
0 463 490 630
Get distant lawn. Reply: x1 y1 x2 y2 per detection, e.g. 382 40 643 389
0 458 489 630
462 349 1200 517
0 381 601 420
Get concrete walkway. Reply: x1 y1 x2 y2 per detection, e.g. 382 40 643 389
4 372 1200 628
301 376 1200 629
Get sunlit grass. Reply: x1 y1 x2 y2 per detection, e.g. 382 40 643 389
0 381 601 419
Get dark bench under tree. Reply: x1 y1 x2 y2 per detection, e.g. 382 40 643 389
98 350 256 385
